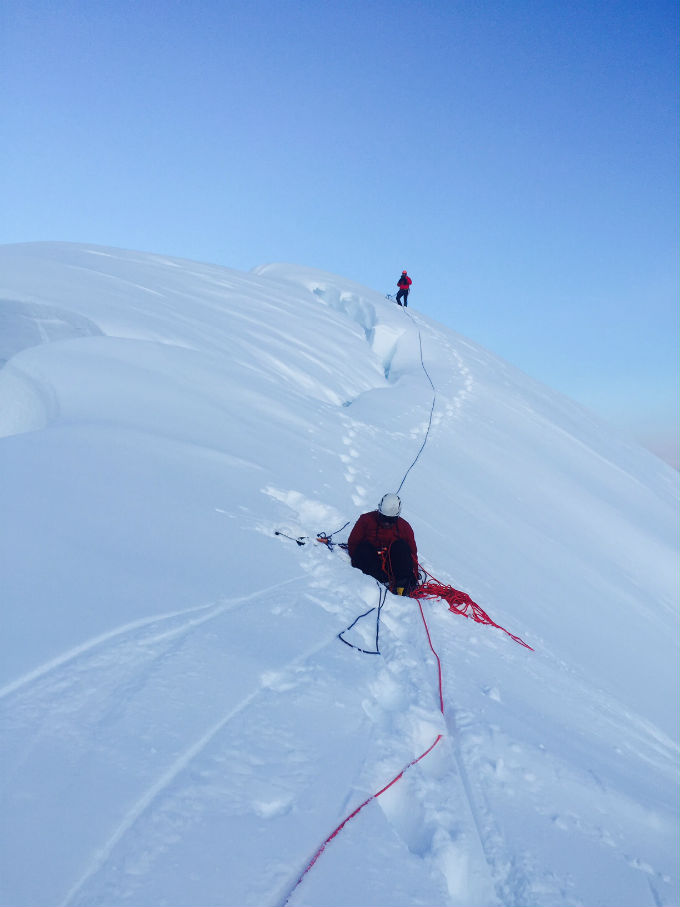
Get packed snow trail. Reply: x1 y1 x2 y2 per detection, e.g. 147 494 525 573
393 311 438 496
0 244 677 907
283 589 447 905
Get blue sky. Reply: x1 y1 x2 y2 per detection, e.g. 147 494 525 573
2 0 678 465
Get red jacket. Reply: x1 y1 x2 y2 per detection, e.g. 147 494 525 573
347 511 418 563
397 274 412 289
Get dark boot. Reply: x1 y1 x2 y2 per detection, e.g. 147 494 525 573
386 540 417 594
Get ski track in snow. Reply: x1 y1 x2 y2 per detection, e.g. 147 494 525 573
445 703 539 907
0 576 307 703
2 512 485 905
2 562 367 905
58 619 345 907
55 572 407 907
60 689 262 907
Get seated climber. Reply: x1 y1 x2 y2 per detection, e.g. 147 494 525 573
347 493 419 595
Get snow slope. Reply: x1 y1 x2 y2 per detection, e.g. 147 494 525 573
0 242 677 907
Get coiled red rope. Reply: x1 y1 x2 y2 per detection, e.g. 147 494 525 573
412 565 533 651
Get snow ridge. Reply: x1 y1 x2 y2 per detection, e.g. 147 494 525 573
0 243 677 907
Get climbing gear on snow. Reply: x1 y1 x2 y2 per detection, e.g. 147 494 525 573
337 582 386 655
411 565 533 650
274 530 308 546
315 521 350 550
274 528 349 552
275 527 531 649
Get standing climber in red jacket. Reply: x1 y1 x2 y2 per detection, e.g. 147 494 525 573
347 494 419 595
395 270 412 307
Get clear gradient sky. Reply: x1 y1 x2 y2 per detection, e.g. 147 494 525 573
2 0 678 466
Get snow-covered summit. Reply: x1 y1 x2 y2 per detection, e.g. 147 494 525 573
0 242 677 907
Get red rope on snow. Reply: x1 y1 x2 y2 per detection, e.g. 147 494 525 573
416 599 444 714
411 565 533 651
284 596 446 903
282 553 531 903
289 734 443 898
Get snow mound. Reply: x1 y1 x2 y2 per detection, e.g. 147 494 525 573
0 242 677 907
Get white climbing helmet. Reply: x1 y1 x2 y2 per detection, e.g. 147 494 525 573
378 493 401 518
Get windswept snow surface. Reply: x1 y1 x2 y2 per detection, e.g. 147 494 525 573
0 242 677 907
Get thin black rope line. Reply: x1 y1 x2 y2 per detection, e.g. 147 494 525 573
337 583 386 655
395 320 437 495
318 521 350 548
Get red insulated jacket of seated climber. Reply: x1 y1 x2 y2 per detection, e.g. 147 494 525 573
347 511 418 563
